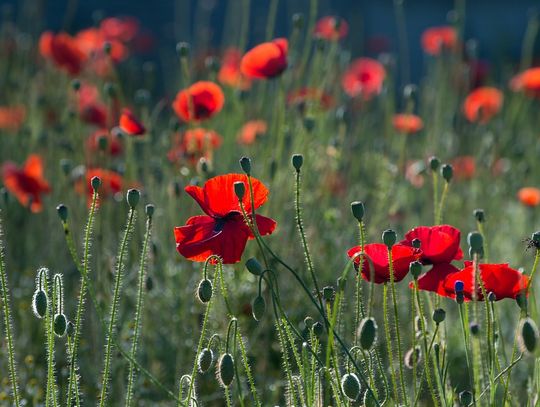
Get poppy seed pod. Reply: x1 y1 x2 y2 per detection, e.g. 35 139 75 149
359 317 377 350
176 42 190 57
532 231 540 246
409 261 422 279
412 238 421 249
233 181 245 200
56 204 68 222
217 353 235 387
322 286 335 302
252 295 266 321
245 258 264 276
127 189 140 208
145 204 155 218
404 346 422 369
197 279 213 303
292 154 303 172
519 318 539 354
53 313 67 337
198 348 214 373
441 164 453 182
460 390 473 406
473 209 485 223
91 176 101 191
382 229 397 248
239 156 251 175
429 156 440 171
470 322 480 336
467 231 483 253
432 308 446 324
341 373 361 401
350 201 365 221
32 290 48 319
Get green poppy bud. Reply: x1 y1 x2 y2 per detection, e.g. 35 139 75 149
245 258 264 276
91 176 101 192
473 209 485 223
467 231 483 253
382 229 397 248
32 290 48 319
197 279 213 303
409 261 422 280
239 156 251 175
404 346 422 369
322 286 335 302
234 181 246 200
145 204 155 218
53 314 67 337
56 204 68 222
198 348 214 373
432 308 446 324
359 317 377 350
127 189 140 209
217 353 235 387
350 201 365 221
292 154 303 172
429 156 440 171
441 164 453 182
516 293 528 312
341 373 361 401
519 317 539 355
252 295 266 321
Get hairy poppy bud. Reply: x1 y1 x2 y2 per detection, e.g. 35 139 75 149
198 348 214 373
404 346 421 369
312 321 324 337
519 317 539 355
382 229 396 248
145 204 155 218
292 154 303 172
429 156 440 171
56 204 68 222
54 314 67 337
91 176 101 191
341 373 361 401
252 295 266 321
459 390 473 406
432 308 446 324
359 317 377 350
322 286 335 302
470 322 480 336
441 164 453 182
127 189 140 208
532 231 540 246
197 279 213 303
473 209 485 223
292 13 304 29
303 316 314 329
32 290 48 319
66 321 74 337
239 156 251 175
176 42 190 57
245 258 263 276
217 353 235 387
350 201 365 221
409 261 422 280
488 292 496 302
234 181 245 200
467 231 483 253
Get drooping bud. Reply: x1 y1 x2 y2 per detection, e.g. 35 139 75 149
53 314 67 337
341 373 361 401
459 390 473 406
252 295 266 321
519 317 539 355
245 258 264 276
358 317 377 350
217 353 235 387
198 348 214 373
350 201 365 222
56 204 68 222
32 290 48 319
127 189 140 209
66 321 75 337
239 156 251 175
292 154 303 172
432 308 446 324
441 164 453 182
234 181 245 201
382 229 396 248
197 279 213 303
312 321 324 337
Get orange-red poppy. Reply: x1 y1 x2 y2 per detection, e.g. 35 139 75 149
421 26 457 56
240 38 288 79
314 16 348 41
40 32 87 75
2 155 51 212
392 113 423 134
342 58 386 100
77 83 109 127
172 81 224 122
119 108 145 136
463 87 503 123
168 128 222 165
218 48 251 90
510 67 540 97
287 88 334 110
237 120 267 145
0 106 26 131
451 156 476 180
100 17 139 43
518 187 540 207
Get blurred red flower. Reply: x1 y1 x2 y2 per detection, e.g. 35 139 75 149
518 187 540 207
451 156 476 180
342 58 386 100
0 106 26 131
77 83 109 128
392 113 423 134
463 87 503 123
237 120 267 145
86 129 123 157
347 243 421 284
510 67 540 97
421 26 457 56
2 154 51 212
314 16 348 41
174 174 277 264
40 31 87 75
218 48 251 90
100 17 139 43
240 38 288 79
172 81 224 122
411 263 460 298
119 108 145 136
400 225 462 265
287 88 334 110
168 128 222 165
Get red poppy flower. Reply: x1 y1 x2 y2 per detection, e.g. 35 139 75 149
86 129 123 157
39 31 53 58
75 28 128 63
392 113 423 134
218 48 251 90
2 154 51 212
172 81 225 122
100 17 139 43
510 67 540 97
314 16 349 41
237 120 267 145
400 225 462 265
77 168 123 206
451 156 476 180
240 38 288 79
463 87 503 123
119 108 145 136
410 263 460 298
174 174 277 264
443 262 528 301
77 83 109 127
167 128 222 165
347 243 421 284
342 58 386 100
43 32 87 75
518 187 540 207
421 26 457 55
287 88 334 110
0 105 26 131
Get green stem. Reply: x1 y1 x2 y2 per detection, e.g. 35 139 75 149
264 0 279 40
436 182 449 225
384 283 400 404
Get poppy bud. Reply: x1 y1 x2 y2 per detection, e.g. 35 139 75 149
432 308 446 324
404 346 421 369
252 295 266 321
382 229 396 248
441 164 453 182
358 317 377 350
433 342 440 359
127 189 140 209
66 321 75 337
56 204 68 222
363 391 378 407
198 158 210 175
350 201 365 221
91 176 101 192
459 390 473 406
104 82 116 98
198 348 214 373
71 79 81 91
454 280 464 293
53 314 67 337
488 292 496 302
217 353 235 387
312 321 324 337
32 290 48 319
322 286 335 302
145 275 154 291
292 154 303 172
239 156 251 175
429 156 440 171
473 209 485 223
292 13 304 29
145 204 155 218
197 279 213 303
245 258 263 276
341 373 361 401
303 316 314 329
469 322 480 336
467 231 483 253
519 317 539 354
409 261 422 279
97 134 108 151
532 231 540 246
176 42 190 57
234 181 246 200
516 293 528 312
205 56 220 72
412 238 421 248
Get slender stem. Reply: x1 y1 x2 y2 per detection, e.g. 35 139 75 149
436 182 449 225
384 283 400 404
264 0 279 40
432 172 439 225
45 273 58 407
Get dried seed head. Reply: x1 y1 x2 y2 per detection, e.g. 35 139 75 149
198 348 214 373
359 317 377 350
197 279 213 303
217 353 235 388
409 261 422 280
341 373 361 401
519 317 539 355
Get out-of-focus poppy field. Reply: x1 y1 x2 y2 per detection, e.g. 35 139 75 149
2 0 540 406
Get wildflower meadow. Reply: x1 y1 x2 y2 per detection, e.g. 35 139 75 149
2 1 540 406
